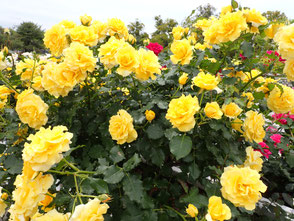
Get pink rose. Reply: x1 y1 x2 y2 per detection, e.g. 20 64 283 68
270 134 282 144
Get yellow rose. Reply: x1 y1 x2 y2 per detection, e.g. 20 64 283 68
172 26 189 40
243 110 265 143
222 102 242 119
135 48 161 81
283 58 294 81
274 24 294 59
166 94 200 132
22 126 73 172
231 118 243 133
109 109 138 145
91 20 108 42
179 73 188 86
193 17 216 31
0 187 7 217
145 110 155 122
31 209 70 221
44 24 68 56
267 85 294 113
243 9 268 27
15 89 48 129
59 20 76 31
170 39 193 65
71 198 109 221
220 5 232 17
9 173 54 219
15 58 39 81
107 18 129 39
115 44 138 76
80 14 92 26
192 72 220 90
242 69 263 83
70 25 98 46
256 77 278 96
32 76 44 92
207 196 231 221
243 146 263 172
186 204 198 217
98 36 127 69
221 165 267 210
0 85 13 100
242 92 254 108
204 102 223 120
265 23 284 39
194 42 212 51
63 42 96 74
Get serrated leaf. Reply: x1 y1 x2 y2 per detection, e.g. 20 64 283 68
146 124 164 140
241 41 253 58
110 145 125 163
103 165 124 184
188 162 200 180
123 153 141 172
170 135 192 160
90 178 109 194
151 148 165 167
4 155 22 174
123 175 144 203
253 91 265 100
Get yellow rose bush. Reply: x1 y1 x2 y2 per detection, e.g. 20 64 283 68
0 1 294 220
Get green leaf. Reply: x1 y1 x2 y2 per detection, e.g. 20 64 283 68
169 135 192 160
146 124 164 140
253 91 265 100
286 152 294 168
223 77 237 85
267 83 275 91
123 153 141 172
188 162 201 180
103 165 124 184
90 178 109 194
241 41 253 58
151 148 165 167
122 175 144 203
110 145 125 163
4 155 22 174
164 128 178 140
231 0 238 8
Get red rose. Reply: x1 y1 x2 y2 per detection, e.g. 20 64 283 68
146 42 163 56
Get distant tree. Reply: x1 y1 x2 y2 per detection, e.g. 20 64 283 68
182 3 216 28
16 22 44 52
151 15 178 47
262 11 289 23
127 19 149 45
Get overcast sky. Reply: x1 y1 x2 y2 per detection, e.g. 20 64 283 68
1 0 293 34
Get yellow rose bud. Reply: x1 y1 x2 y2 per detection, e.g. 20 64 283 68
2 46 8 54
207 196 231 221
143 39 150 45
186 204 198 217
178 73 188 86
222 102 242 119
204 102 223 120
145 110 155 122
80 14 92 26
1 192 8 200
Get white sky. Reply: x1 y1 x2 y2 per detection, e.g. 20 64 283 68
1 0 294 34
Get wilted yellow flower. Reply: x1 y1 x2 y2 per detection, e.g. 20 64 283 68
71 198 109 221
135 48 161 81
109 109 138 145
44 24 68 56
31 209 70 221
243 110 265 143
170 39 193 65
192 72 220 90
243 9 268 27
220 5 232 17
23 125 73 172
115 43 138 76
172 26 189 40
70 25 98 46
63 42 96 74
145 110 155 122
9 173 54 220
231 118 243 133
274 24 294 59
243 146 263 172
15 89 48 129
107 18 129 39
265 23 284 39
166 94 200 132
179 73 188 85
207 196 231 221
242 92 254 108
80 14 92 26
222 102 242 119
283 58 294 81
98 36 127 69
186 204 198 217
0 187 7 217
267 85 294 113
221 165 267 210
204 102 223 120
91 20 109 42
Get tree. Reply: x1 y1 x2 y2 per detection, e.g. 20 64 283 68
151 15 178 47
262 10 289 23
182 3 216 28
16 22 45 52
127 19 149 45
